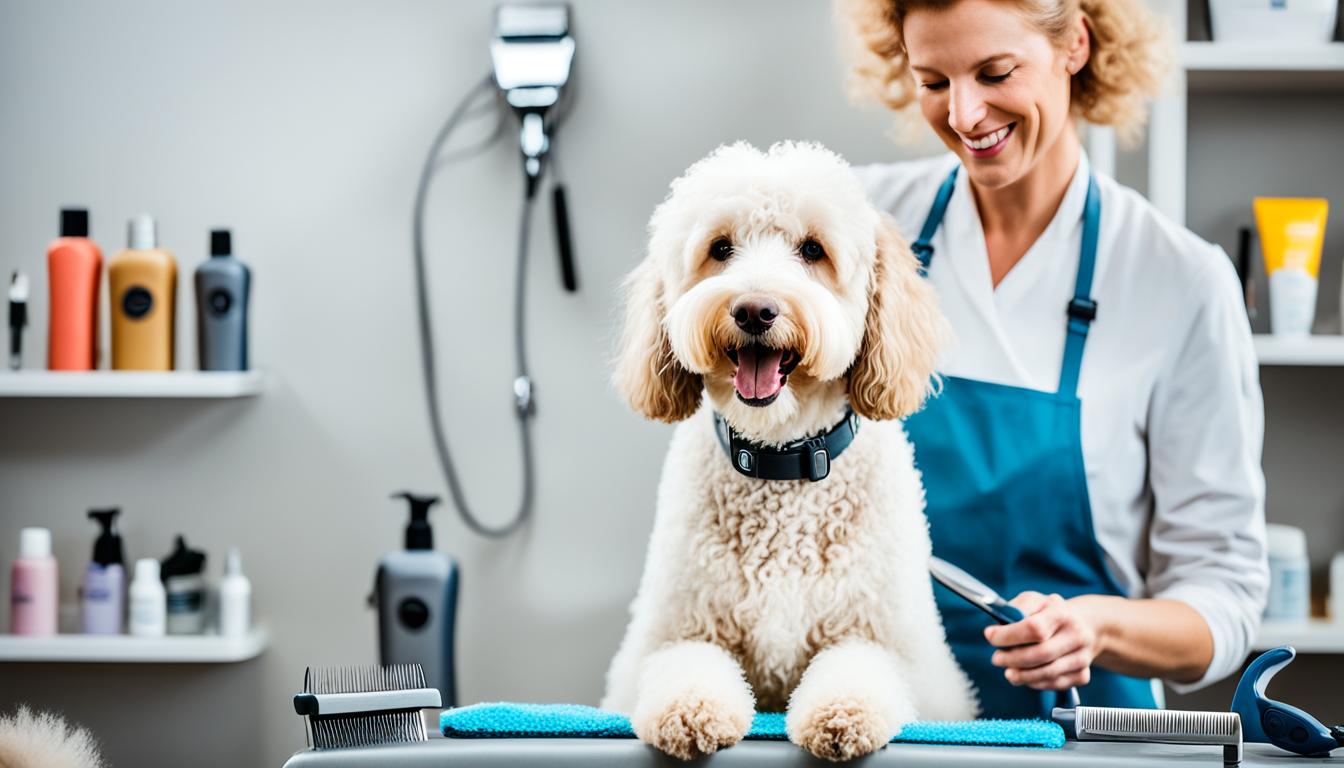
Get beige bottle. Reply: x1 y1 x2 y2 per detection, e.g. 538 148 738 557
109 215 176 370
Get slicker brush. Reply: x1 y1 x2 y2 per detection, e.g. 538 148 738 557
293 663 442 749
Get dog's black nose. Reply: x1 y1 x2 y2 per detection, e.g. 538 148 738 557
732 297 779 336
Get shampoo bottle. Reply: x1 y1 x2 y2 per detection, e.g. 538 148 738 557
109 214 177 370
218 547 251 637
10 528 58 636
81 508 126 635
374 492 459 706
160 535 206 635
128 558 166 637
195 229 250 371
47 208 102 370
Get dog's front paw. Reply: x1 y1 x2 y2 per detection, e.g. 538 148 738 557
632 692 752 761
790 698 901 762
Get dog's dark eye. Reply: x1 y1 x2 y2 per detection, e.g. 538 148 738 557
710 238 733 262
799 238 826 262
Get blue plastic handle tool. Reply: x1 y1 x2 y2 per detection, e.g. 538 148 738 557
929 557 1080 710
1232 645 1344 757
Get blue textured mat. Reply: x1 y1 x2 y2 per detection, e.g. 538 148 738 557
440 703 1065 749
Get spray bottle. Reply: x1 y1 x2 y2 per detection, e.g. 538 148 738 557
373 492 458 706
81 508 126 635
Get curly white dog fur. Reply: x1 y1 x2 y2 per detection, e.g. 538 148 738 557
603 142 977 762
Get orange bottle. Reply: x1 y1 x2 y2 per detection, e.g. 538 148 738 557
47 208 103 370
108 215 177 370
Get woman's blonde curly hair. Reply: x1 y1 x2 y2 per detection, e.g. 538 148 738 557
838 0 1170 143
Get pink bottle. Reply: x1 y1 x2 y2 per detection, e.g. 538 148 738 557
10 528 58 636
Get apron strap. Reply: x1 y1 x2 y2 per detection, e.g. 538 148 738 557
1058 174 1101 399
911 167 960 272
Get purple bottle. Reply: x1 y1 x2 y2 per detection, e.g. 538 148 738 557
81 508 125 635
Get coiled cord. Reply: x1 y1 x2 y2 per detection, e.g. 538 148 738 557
411 73 535 538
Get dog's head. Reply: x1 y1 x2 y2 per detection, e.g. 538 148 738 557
614 141 948 444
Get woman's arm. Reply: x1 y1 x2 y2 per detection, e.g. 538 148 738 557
984 592 1213 688
988 251 1268 692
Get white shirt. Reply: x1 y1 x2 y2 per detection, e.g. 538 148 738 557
855 152 1269 691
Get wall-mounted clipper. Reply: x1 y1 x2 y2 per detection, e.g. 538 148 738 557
490 3 574 195
293 664 442 749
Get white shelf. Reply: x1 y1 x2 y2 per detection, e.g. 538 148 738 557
1254 335 1344 365
0 370 264 398
1182 42 1344 72
1253 619 1344 653
0 626 267 663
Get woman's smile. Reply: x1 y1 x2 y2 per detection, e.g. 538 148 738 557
960 123 1015 157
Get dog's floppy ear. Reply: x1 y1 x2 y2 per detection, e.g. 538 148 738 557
612 258 703 422
847 215 948 420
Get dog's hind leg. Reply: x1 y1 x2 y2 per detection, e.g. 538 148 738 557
630 641 755 761
785 638 915 762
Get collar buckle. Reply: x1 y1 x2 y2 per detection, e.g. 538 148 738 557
803 437 830 482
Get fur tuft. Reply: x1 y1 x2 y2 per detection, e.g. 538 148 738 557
0 706 106 768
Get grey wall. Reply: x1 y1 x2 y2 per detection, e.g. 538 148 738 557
0 2 929 765
1 2 1341 766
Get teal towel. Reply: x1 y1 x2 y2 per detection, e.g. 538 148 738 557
440 703 1064 749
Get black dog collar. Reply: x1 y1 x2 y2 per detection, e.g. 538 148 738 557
713 408 859 482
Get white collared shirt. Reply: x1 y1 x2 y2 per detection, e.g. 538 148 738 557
855 152 1269 691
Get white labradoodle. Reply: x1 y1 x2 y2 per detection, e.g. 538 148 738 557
603 142 978 762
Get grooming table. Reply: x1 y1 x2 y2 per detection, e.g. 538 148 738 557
284 737 1343 766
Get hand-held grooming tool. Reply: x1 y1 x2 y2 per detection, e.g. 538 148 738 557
81 508 125 635
490 4 574 196
47 208 102 370
930 556 1080 709
8 271 27 370
108 214 177 370
1053 706 1242 766
294 664 442 749
374 493 459 707
1233 644 1344 756
195 229 250 371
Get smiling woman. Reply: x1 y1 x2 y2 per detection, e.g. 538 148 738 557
834 0 1269 724
841 0 1168 144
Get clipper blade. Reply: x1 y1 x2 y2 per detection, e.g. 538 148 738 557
295 664 442 750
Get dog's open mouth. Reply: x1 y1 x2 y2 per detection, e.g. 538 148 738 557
725 343 801 407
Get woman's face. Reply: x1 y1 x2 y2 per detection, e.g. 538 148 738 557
903 0 1084 190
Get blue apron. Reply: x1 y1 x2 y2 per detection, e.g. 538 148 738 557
903 166 1158 719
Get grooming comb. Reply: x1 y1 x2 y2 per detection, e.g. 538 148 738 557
1054 705 1243 767
293 663 442 749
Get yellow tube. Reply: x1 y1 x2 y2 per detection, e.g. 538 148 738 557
1254 197 1328 336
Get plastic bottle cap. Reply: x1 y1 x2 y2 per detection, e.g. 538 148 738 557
19 527 51 558
128 214 157 250
60 208 89 238
210 229 232 257
225 547 243 577
135 558 161 582
1266 523 1308 560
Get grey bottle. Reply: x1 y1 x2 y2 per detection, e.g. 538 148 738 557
194 229 249 370
374 492 459 706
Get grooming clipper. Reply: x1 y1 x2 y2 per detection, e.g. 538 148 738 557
1053 705 1242 767
293 664 442 749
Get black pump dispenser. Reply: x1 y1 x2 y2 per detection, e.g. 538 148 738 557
392 492 439 551
160 535 206 579
87 508 124 567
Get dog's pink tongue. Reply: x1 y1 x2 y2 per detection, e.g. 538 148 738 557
733 346 785 400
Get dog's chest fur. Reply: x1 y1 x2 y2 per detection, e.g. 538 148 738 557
670 416 913 711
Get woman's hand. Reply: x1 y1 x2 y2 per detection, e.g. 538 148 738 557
984 592 1111 690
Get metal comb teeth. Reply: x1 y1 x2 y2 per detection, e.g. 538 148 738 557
304 664 428 695
296 664 440 750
